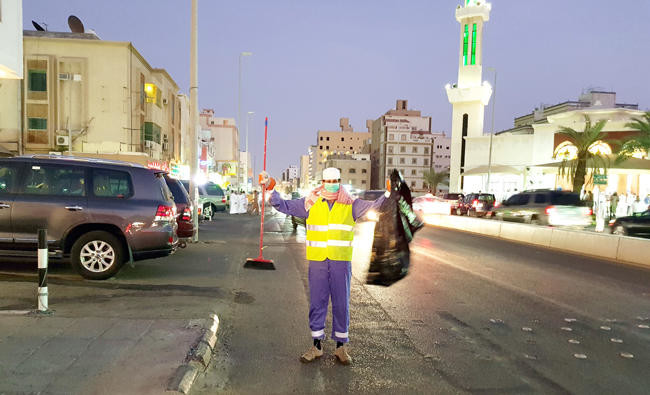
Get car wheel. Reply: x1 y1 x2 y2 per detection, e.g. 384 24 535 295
529 216 541 226
613 225 627 236
456 208 462 216
203 204 213 220
71 231 125 280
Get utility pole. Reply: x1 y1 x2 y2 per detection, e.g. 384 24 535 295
486 67 497 193
189 0 199 242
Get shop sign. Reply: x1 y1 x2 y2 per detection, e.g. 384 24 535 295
147 160 170 172
593 174 607 185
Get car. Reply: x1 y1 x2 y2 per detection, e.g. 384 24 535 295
164 175 195 245
181 180 228 220
456 193 496 217
493 189 591 227
0 155 177 280
442 192 464 215
609 210 650 238
413 194 450 215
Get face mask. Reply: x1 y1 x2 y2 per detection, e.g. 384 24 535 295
324 183 340 193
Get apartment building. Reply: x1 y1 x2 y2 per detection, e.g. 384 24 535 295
324 153 371 190
0 29 184 167
199 110 239 187
299 154 309 190
369 100 435 193
313 117 370 184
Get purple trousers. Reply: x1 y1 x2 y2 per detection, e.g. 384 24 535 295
308 259 351 343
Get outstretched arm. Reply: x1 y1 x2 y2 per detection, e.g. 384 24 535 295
352 192 388 221
269 190 309 218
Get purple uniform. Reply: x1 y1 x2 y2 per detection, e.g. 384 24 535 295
270 190 385 343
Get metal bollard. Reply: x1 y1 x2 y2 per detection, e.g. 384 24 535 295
37 229 48 312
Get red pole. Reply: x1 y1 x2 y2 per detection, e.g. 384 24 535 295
257 117 269 259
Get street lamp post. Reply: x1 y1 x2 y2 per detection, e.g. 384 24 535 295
486 67 497 193
189 0 199 242
237 51 252 189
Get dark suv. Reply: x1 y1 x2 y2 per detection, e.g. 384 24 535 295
456 193 496 217
0 155 177 280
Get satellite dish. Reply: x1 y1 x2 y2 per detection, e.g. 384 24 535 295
32 20 45 31
68 15 85 33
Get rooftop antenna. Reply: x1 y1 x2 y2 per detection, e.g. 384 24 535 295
31 20 45 31
68 15 85 33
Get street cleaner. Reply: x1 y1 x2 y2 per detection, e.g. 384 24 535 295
260 167 387 365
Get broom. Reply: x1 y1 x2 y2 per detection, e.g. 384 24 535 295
244 117 276 270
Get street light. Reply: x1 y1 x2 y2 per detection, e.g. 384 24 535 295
486 67 497 193
238 51 252 190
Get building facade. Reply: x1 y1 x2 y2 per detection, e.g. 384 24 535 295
445 0 493 192
199 110 240 188
369 100 435 193
299 154 309 190
0 30 185 168
324 153 371 190
313 117 370 184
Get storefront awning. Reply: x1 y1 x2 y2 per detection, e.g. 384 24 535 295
533 155 650 171
463 165 522 176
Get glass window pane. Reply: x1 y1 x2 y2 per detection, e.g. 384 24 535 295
29 70 47 92
25 165 85 196
0 165 18 194
28 118 47 130
93 169 132 198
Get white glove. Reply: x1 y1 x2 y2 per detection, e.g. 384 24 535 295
259 171 270 186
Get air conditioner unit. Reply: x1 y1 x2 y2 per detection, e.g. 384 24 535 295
56 135 69 146
73 74 82 81
162 98 168 105
58 73 71 81
144 140 154 149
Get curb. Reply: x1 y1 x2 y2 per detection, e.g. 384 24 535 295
167 313 220 394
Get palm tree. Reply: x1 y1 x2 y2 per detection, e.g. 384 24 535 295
423 168 449 194
619 111 650 159
553 115 611 193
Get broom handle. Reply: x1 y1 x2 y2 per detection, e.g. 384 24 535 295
258 117 269 257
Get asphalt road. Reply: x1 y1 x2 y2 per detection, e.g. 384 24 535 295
0 212 648 394
194 213 650 394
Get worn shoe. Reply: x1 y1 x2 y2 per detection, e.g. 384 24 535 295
334 346 352 365
300 345 323 363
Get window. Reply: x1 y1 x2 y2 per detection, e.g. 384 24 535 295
400 134 406 141
400 146 406 153
463 24 469 66
144 83 160 106
28 118 47 130
388 158 393 165
389 134 394 141
412 146 418 153
446 146 449 149
424 158 429 166
326 146 329 150
349 168 356 174
320 136 323 141
24 165 86 196
319 145 323 149
411 158 417 165
28 70 47 92
143 122 162 144
93 169 132 198
411 181 416 187
471 23 477 65
424 147 430 154
341 137 344 142
326 137 330 141
400 158 405 164
388 146 394 153
0 165 19 194
534 194 547 204
411 169 417 175
361 169 367 174
361 180 367 184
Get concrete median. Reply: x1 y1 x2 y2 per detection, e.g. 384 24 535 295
422 214 650 268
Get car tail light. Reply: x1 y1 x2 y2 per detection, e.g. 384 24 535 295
181 207 192 221
222 198 226 203
155 205 174 222
197 206 202 216
494 201 501 208
472 199 479 208
545 205 556 215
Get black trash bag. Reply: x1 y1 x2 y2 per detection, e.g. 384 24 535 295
366 169 423 286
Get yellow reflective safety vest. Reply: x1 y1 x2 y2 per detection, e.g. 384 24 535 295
306 198 355 261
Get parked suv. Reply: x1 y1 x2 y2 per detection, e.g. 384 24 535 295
456 193 496 217
442 192 464 215
493 189 591 227
181 181 227 220
0 156 177 280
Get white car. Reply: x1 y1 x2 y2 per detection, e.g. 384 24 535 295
413 194 451 215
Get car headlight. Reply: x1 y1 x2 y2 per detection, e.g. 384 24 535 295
366 209 379 222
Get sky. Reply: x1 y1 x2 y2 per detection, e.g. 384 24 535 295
23 0 650 177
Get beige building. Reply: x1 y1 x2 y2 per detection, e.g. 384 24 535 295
0 30 185 167
299 154 310 190
313 117 370 185
324 153 371 190
369 100 437 193
199 110 240 187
